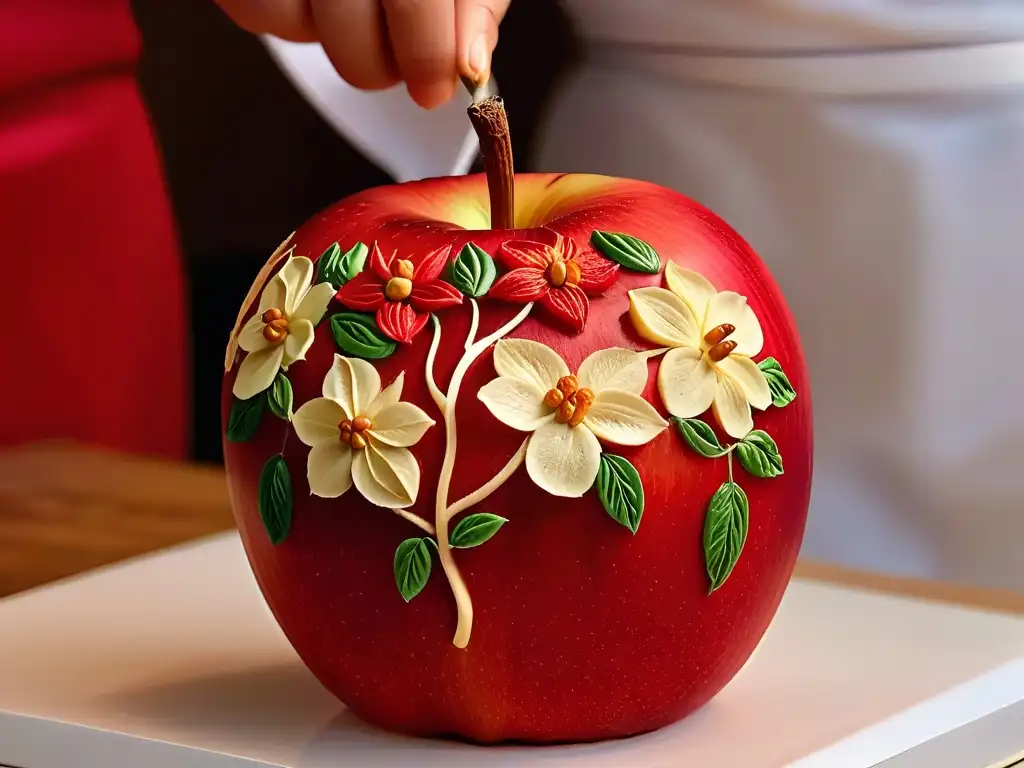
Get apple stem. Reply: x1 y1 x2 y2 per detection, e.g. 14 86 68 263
468 96 515 230
431 302 535 648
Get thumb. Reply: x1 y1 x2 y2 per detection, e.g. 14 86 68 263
456 0 511 85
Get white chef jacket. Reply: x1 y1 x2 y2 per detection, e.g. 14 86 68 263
264 1 1024 590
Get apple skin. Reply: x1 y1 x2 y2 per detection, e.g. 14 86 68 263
223 173 812 744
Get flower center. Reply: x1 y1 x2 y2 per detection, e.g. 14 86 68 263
261 308 290 344
545 375 595 428
703 323 737 363
339 416 372 450
385 277 413 301
545 258 581 288
391 259 414 280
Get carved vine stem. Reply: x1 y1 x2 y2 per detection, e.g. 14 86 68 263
431 301 534 648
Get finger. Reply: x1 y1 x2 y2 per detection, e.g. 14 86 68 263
309 0 400 91
456 0 510 84
382 0 457 110
214 0 318 42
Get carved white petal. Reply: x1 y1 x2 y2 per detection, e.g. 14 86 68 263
577 347 649 396
366 372 405 419
716 355 772 411
492 338 570 393
306 439 354 498
703 291 764 357
277 256 316 316
584 390 668 446
232 344 284 400
713 373 754 439
525 420 602 498
225 235 292 371
237 314 270 354
257 271 288 315
367 402 435 447
478 377 553 432
283 318 315 367
628 287 702 348
657 346 717 419
323 355 382 417
293 397 347 445
292 281 336 327
664 262 717 325
352 443 419 509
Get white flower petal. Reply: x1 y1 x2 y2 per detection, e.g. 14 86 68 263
237 315 269 354
352 444 419 509
584 390 668 446
283 318 315 367
577 347 649 396
716 355 773 411
323 355 382 417
293 397 347 445
664 262 717 325
306 440 354 498
492 338 569 393
657 346 717 418
525 420 602 498
713 374 754 439
367 402 435 447
478 377 552 432
292 281 336 326
232 345 284 400
703 291 764 357
628 287 702 348
258 272 288 315
225 235 293 371
277 256 316 315
366 372 405 419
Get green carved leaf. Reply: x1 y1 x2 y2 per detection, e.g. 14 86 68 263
317 242 369 289
758 357 797 408
590 231 661 274
330 312 397 359
340 242 370 280
226 393 266 442
704 480 749 592
258 454 293 545
267 372 293 420
596 454 645 534
394 538 433 602
735 430 784 478
450 513 508 548
674 417 728 458
451 243 497 297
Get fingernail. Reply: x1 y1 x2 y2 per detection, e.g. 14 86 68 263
469 35 489 82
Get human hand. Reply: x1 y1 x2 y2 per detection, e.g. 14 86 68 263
215 0 511 109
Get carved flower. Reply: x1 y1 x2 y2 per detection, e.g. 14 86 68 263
292 355 435 507
478 339 668 497
232 254 336 400
489 229 619 332
225 233 294 372
628 262 771 438
335 243 462 343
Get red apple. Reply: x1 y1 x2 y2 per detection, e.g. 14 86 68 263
222 168 811 744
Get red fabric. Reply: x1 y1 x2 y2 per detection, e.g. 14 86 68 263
0 2 187 459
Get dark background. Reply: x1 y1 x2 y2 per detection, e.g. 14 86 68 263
130 0 576 463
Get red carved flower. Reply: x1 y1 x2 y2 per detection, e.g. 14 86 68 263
489 230 619 331
336 243 463 343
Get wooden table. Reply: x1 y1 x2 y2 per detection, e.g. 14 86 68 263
2 440 1023 615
